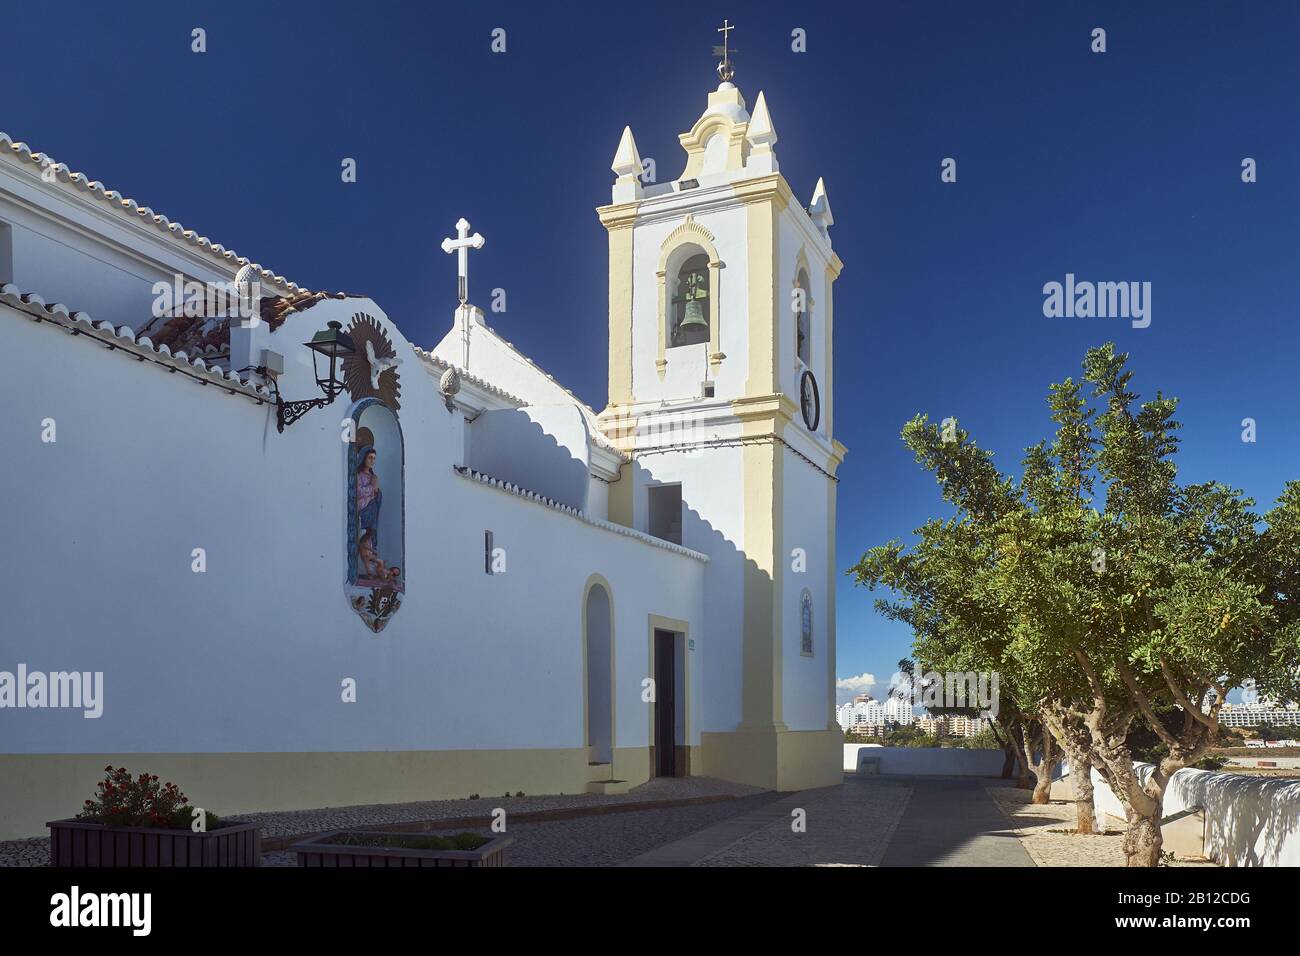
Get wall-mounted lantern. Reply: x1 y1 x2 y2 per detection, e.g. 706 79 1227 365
273 320 356 432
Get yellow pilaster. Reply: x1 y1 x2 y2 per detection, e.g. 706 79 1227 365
598 201 639 407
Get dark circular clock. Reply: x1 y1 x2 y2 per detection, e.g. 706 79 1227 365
799 369 820 431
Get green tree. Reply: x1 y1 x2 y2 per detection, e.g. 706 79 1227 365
852 344 1300 865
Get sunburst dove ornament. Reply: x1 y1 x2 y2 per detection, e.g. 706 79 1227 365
342 312 402 412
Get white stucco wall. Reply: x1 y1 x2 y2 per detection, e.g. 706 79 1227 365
777 201 833 442
782 445 831 731
469 404 592 512
0 296 705 759
627 446 746 733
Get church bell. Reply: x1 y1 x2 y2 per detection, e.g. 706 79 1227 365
673 269 710 346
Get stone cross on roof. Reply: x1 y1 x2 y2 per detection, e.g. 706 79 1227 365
441 217 485 306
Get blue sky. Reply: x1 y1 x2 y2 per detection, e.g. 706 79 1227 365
5 1 1297 701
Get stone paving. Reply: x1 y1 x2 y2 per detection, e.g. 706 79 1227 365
988 785 1218 867
264 788 790 867
690 777 913 867
8 773 1230 868
0 839 48 868
0 776 764 867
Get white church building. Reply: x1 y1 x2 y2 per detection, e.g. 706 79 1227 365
0 67 846 839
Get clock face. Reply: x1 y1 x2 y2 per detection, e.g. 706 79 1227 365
799 370 820 431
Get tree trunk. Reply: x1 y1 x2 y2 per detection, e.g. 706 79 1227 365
1009 721 1033 789
1020 720 1057 804
1041 704 1099 834
1031 770 1053 805
1070 754 1096 833
1089 743 1166 866
990 722 1018 779
1123 811 1162 867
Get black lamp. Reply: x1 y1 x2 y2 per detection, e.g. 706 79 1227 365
276 320 356 431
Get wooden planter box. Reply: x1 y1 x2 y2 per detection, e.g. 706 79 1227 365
47 818 261 867
290 830 512 867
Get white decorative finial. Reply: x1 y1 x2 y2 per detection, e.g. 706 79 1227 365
440 217 485 306
234 263 260 290
809 178 834 237
611 126 644 203
612 126 642 178
746 91 778 173
439 366 461 412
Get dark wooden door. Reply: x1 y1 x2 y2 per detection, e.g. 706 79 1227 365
654 629 676 777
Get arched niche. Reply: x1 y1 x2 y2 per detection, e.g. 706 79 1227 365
583 576 615 765
345 397 405 633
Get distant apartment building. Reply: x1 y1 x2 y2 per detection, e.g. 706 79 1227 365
837 693 916 733
944 714 992 738
1218 701 1300 729
914 716 942 735
910 713 992 738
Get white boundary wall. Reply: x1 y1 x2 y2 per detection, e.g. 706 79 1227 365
1089 763 1300 867
844 744 1006 776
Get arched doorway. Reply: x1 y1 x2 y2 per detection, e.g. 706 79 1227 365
584 580 613 765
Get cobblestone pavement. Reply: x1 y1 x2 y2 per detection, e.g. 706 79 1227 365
0 839 48 868
692 777 913 867
0 776 764 867
988 785 1218 867
261 789 786 867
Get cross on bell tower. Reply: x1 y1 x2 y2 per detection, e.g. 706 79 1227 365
713 19 737 82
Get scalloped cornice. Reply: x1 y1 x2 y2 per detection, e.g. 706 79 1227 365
1 283 273 401
454 466 707 562
0 132 304 293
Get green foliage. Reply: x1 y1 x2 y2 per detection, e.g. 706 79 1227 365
963 728 1003 750
851 343 1300 782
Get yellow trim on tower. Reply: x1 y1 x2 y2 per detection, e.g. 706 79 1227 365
597 200 639 407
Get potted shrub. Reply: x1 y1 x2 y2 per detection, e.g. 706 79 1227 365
289 829 512 867
47 766 260 867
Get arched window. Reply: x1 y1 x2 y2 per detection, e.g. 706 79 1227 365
671 251 711 347
800 589 814 657
795 268 812 367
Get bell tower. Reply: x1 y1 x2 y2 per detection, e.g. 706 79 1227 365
595 25 848 793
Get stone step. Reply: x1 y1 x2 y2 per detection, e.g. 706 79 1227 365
587 761 613 782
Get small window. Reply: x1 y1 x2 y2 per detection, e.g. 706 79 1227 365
648 484 683 545
800 589 814 657
795 269 811 367
0 222 12 285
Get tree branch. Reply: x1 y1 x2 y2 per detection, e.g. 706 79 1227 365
1117 659 1181 749
1157 658 1220 732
